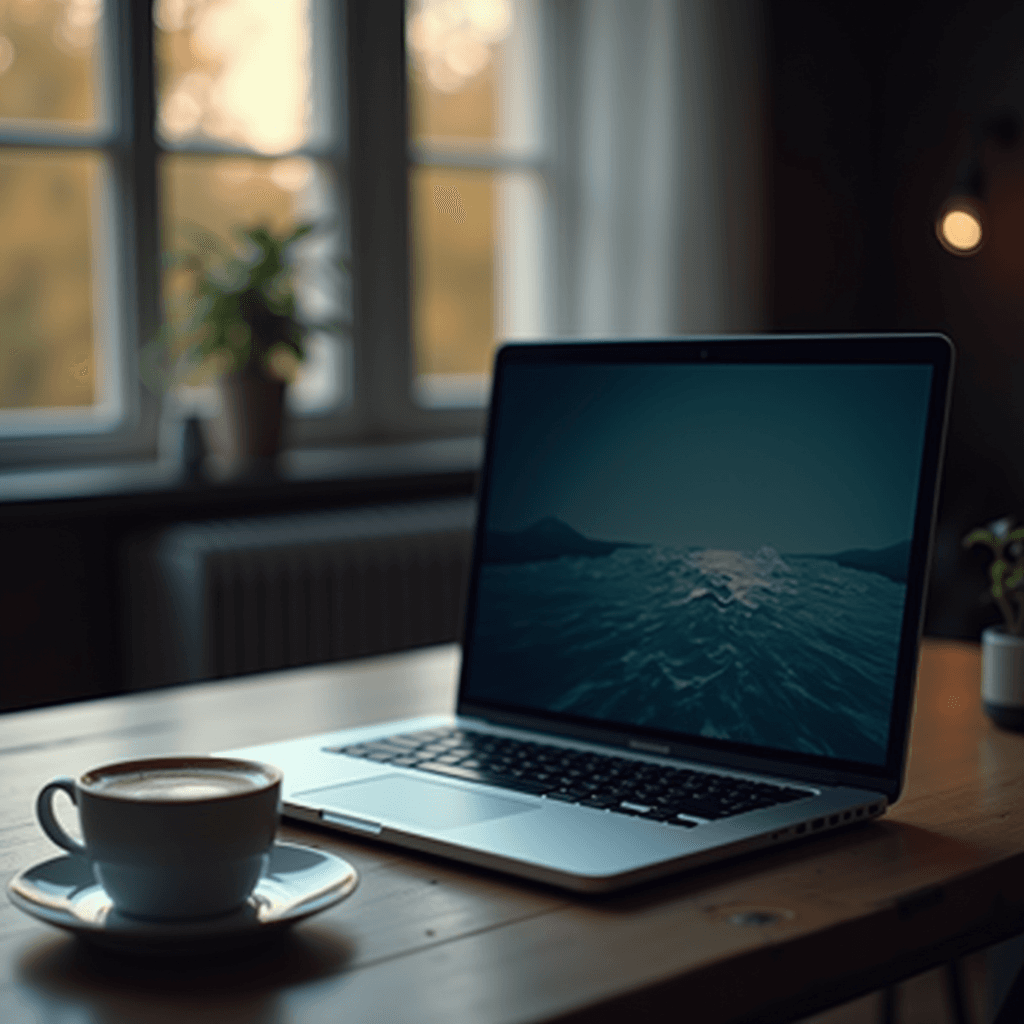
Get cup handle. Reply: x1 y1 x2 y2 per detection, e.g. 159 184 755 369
36 777 87 857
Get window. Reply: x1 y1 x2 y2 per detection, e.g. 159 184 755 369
0 0 126 453
0 0 499 468
406 0 547 408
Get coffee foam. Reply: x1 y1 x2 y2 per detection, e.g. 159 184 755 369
89 767 266 802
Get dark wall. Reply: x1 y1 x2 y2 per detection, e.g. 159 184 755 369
767 2 904 332
0 524 109 708
0 464 477 713
765 0 1024 638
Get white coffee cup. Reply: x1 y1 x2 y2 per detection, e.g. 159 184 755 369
36 755 282 921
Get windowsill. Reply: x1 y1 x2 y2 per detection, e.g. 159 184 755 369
0 436 483 514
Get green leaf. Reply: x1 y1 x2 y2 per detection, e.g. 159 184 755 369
964 528 996 549
1007 564 1024 590
993 559 1008 598
285 223 315 245
152 221 335 370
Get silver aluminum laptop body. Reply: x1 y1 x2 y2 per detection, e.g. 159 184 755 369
223 334 953 893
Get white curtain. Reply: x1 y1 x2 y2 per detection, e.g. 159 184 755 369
551 0 767 337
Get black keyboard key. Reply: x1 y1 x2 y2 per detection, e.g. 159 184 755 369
384 734 424 749
643 809 682 823
557 787 591 799
405 729 449 742
580 796 619 809
667 797 732 820
619 801 653 814
776 787 812 803
544 790 581 803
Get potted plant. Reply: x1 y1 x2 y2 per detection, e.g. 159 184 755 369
963 516 1024 728
145 223 335 472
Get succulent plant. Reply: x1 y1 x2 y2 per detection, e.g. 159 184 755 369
963 517 1024 635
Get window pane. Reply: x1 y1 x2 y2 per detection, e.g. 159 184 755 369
0 0 105 128
412 168 495 380
160 154 349 412
409 1 546 408
408 0 541 153
0 150 110 415
154 0 316 155
411 166 546 406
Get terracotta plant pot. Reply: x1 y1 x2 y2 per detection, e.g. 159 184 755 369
981 626 1024 730
218 371 286 467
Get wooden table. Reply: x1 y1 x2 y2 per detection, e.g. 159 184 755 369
1 639 1022 1023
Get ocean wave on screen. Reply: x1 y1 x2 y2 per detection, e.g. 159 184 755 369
468 544 905 764
681 546 797 608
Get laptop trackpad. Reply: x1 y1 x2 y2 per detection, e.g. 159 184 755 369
307 774 539 830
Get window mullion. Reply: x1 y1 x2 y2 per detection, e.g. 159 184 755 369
109 0 161 456
347 0 413 439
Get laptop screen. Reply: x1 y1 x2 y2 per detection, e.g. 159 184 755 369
460 342 945 774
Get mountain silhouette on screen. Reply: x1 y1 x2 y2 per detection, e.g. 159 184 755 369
484 517 638 564
816 539 911 584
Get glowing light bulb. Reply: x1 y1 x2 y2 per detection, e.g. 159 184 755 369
936 200 984 255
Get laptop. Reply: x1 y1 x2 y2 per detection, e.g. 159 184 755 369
221 333 954 892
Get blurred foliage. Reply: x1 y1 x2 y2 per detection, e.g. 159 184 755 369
964 517 1024 635
408 5 502 380
0 0 102 411
143 222 342 391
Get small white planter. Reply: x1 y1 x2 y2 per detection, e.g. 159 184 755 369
981 626 1024 730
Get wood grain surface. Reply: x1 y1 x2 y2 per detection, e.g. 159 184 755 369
1 640 1021 1024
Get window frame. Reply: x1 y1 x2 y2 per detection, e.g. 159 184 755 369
0 0 488 471
340 0 485 446
0 1 161 467
404 0 553 414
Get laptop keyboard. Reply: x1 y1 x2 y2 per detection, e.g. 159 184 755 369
326 727 814 828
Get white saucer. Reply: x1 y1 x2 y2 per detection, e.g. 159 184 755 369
6 842 358 956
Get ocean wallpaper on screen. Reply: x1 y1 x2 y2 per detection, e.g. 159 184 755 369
465 360 933 766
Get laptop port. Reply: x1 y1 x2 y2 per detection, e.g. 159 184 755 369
796 823 806 834
855 808 863 817
843 811 851 821
812 817 824 830
869 804 879 814
828 814 839 826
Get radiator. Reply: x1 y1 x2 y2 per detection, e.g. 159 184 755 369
124 499 475 689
